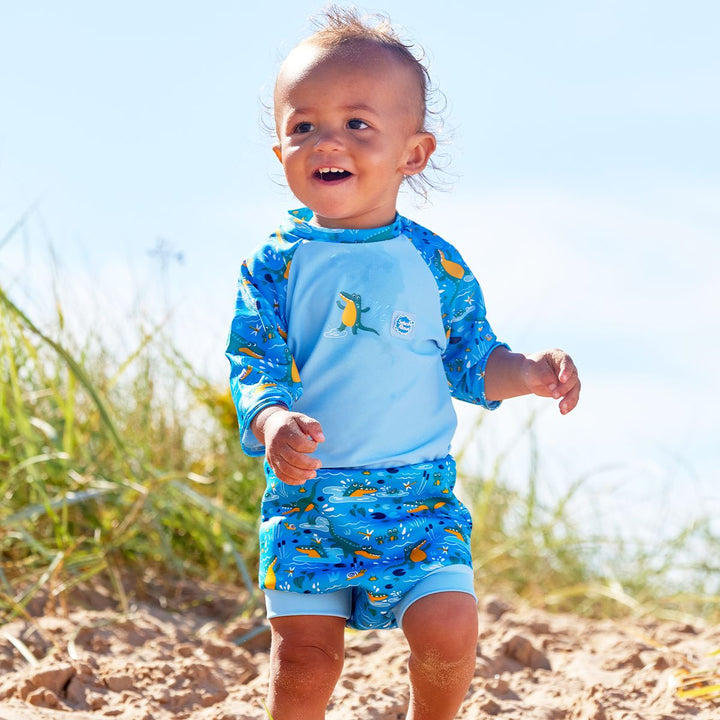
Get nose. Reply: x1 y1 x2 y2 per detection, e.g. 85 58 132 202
313 126 344 152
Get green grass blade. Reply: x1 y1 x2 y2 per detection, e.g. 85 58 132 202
0 285 126 453
4 486 116 525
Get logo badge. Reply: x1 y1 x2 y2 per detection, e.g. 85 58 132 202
390 311 415 339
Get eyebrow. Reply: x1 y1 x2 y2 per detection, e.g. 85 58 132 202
288 103 379 116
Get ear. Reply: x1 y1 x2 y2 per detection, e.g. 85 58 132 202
273 145 283 162
401 132 437 176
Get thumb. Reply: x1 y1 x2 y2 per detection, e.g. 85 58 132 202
294 414 325 443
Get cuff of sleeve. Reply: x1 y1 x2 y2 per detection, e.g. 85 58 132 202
240 394 293 456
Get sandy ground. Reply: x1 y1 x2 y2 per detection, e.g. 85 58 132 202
0 582 718 720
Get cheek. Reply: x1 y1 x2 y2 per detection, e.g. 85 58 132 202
359 138 401 164
281 148 304 175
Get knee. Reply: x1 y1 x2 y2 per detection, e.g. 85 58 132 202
407 614 478 691
271 633 344 691
443 607 478 655
419 616 478 665
404 594 479 664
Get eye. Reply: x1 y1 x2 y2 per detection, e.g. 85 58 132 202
347 118 369 130
293 121 314 134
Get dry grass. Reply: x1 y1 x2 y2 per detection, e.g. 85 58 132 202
0 282 265 621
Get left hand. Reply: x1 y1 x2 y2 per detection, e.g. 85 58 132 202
522 349 581 414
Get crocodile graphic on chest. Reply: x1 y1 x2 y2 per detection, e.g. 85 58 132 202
331 291 379 336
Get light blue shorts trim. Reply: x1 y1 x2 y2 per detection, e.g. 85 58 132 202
264 564 476 630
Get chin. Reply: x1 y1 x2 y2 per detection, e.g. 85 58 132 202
308 205 357 224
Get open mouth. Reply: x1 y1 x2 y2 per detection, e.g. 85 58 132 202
314 167 353 182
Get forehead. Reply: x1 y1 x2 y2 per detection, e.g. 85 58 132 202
274 41 422 118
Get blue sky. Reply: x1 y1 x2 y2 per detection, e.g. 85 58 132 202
1 1 719 541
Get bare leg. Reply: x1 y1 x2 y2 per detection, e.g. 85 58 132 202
267 615 346 720
402 592 478 720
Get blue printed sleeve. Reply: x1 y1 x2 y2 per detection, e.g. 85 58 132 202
225 239 303 455
440 255 509 408
404 219 509 409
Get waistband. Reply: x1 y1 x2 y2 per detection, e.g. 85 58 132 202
262 455 457 511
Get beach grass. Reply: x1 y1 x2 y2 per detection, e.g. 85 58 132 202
1 273 718 625
0 282 264 620
458 414 720 623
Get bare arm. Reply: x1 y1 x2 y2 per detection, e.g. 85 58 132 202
251 405 325 485
484 346 581 415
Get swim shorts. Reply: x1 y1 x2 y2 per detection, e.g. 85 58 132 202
265 563 476 629
258 455 474 630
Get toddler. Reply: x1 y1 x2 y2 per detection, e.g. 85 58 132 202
226 7 580 720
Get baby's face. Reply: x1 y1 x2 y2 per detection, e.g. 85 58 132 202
273 42 434 229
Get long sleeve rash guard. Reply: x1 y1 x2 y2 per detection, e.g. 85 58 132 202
226 208 508 470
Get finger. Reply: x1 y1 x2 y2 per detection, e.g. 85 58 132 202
537 358 562 397
559 380 581 414
269 455 316 485
546 352 578 398
294 415 325 443
554 371 579 399
286 418 324 453
286 428 321 454
525 354 558 397
280 474 309 486
281 473 311 486
281 446 322 472
557 353 577 386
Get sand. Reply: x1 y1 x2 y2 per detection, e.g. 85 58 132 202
0 582 718 720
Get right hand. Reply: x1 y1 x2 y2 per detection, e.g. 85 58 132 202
252 405 325 485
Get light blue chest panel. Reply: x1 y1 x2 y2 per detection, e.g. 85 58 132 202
285 230 455 468
226 208 507 468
